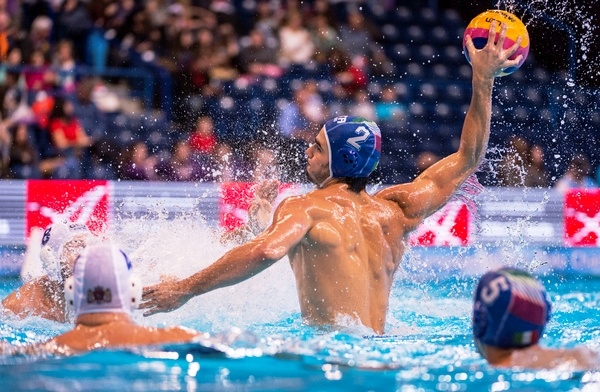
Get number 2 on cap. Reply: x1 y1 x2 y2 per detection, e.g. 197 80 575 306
347 126 369 150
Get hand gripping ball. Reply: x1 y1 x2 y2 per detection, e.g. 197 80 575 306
463 9 530 76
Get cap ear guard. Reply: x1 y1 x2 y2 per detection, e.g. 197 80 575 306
334 147 362 176
472 300 487 340
65 276 75 308
130 275 143 308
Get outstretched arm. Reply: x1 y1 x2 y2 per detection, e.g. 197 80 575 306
377 22 523 227
141 197 311 316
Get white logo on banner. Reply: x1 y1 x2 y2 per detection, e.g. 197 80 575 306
411 201 466 246
30 185 109 226
565 208 600 245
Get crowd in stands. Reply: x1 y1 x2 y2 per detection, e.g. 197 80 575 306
0 0 597 190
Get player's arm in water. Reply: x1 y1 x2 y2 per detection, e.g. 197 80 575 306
375 22 523 229
141 196 311 315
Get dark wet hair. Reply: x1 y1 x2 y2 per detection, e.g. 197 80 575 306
341 177 369 193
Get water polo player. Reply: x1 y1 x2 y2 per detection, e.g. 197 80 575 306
2 244 202 354
2 220 92 322
473 267 599 369
142 22 523 334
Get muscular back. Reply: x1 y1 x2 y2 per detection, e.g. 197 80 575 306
286 184 407 333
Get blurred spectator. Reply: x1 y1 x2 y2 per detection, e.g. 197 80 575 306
188 115 217 156
0 120 8 177
555 153 597 191
277 11 314 68
118 140 157 181
278 82 324 143
46 96 91 178
0 71 22 119
71 77 107 142
47 96 91 151
85 138 120 180
7 121 40 178
161 27 198 103
23 49 55 93
103 0 138 41
497 135 530 187
348 88 376 121
369 46 397 78
309 13 338 64
213 142 251 182
329 47 367 96
277 82 324 182
237 28 281 79
54 0 93 62
31 90 54 130
375 86 407 125
524 144 549 188
337 9 381 59
17 15 53 66
0 10 12 62
52 40 78 95
188 28 221 91
207 23 240 82
4 46 22 68
155 139 207 182
249 143 280 182
252 0 283 43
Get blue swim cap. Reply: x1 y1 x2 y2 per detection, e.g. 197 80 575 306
322 116 381 185
473 268 551 349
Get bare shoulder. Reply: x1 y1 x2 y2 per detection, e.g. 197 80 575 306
372 182 415 204
275 193 314 213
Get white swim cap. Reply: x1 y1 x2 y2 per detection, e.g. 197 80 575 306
40 220 91 282
66 244 142 317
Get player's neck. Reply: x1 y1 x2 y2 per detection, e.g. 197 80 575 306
76 312 133 327
482 344 515 366
319 178 346 189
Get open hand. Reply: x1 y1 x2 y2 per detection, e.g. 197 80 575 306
140 275 190 316
254 179 280 204
464 21 523 79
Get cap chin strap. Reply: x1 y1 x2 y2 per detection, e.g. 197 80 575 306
317 162 335 188
318 175 333 189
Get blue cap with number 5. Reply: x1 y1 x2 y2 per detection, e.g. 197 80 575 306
323 116 381 182
473 267 551 349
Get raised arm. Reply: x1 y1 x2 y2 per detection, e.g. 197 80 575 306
376 22 523 226
141 197 312 316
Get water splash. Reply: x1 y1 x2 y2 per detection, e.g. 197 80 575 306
109 204 300 331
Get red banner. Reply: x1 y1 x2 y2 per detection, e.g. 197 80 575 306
218 182 298 231
219 182 255 231
26 180 110 237
564 189 600 247
409 201 471 246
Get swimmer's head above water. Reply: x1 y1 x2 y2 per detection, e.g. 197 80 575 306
473 267 551 355
65 243 142 318
314 116 382 188
40 220 92 282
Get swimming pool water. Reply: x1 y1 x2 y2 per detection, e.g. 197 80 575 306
2 255 600 392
